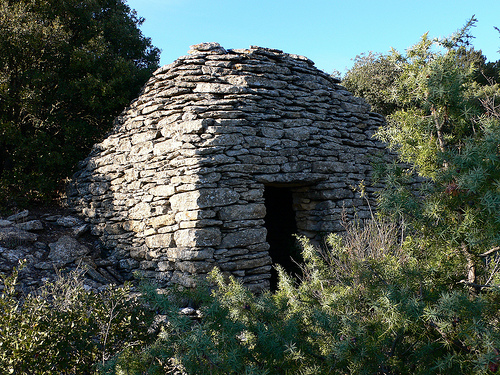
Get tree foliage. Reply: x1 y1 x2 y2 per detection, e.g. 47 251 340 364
0 264 154 374
3 221 500 374
0 0 160 202
342 52 401 116
373 17 500 289
106 222 500 375
343 18 490 119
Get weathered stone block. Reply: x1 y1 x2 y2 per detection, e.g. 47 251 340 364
177 260 214 273
89 182 110 196
153 140 183 155
150 185 175 197
194 82 248 94
0 227 38 246
246 265 273 274
129 202 151 220
145 233 173 248
312 160 346 173
169 191 200 211
174 228 221 247
218 204 266 221
131 141 153 155
166 247 214 261
131 130 158 145
175 209 216 223
158 261 174 271
48 236 90 264
7 210 29 222
260 127 284 138
170 188 240 211
148 214 175 228
139 260 156 270
104 223 123 235
123 220 146 232
235 256 272 270
221 228 267 248
283 127 311 141
281 161 311 173
179 219 222 229
204 134 242 146
0 219 12 227
15 220 43 231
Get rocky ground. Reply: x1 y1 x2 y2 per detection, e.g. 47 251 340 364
0 205 126 292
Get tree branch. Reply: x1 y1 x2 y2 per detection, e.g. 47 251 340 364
478 247 500 258
458 280 496 290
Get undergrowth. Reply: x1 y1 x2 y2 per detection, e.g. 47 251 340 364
0 264 155 375
2 219 500 374
107 219 500 375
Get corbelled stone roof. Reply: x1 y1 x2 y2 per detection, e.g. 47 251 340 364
68 43 387 291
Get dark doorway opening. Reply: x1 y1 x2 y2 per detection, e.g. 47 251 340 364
263 185 302 290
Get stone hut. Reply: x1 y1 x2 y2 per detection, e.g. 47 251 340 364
68 43 387 291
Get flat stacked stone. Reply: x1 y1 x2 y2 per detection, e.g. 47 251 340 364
0 208 123 292
68 43 388 291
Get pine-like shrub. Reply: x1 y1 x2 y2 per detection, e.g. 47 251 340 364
107 220 500 375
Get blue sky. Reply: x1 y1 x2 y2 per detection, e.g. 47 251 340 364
125 0 500 75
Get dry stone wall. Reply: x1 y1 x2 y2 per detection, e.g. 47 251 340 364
68 43 388 291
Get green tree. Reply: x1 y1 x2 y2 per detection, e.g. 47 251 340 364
343 21 489 119
375 17 500 288
342 52 401 116
0 0 160 202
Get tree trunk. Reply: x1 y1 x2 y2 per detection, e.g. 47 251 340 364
462 243 478 293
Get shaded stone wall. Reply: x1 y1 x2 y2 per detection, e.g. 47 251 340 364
68 43 388 291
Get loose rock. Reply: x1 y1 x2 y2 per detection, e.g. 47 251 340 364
7 210 29 222
48 236 90 264
0 207 126 292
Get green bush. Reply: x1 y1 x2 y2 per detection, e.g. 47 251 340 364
106 220 500 375
2 220 499 374
0 264 155 374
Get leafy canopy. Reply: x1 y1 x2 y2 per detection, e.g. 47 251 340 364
0 0 160 202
